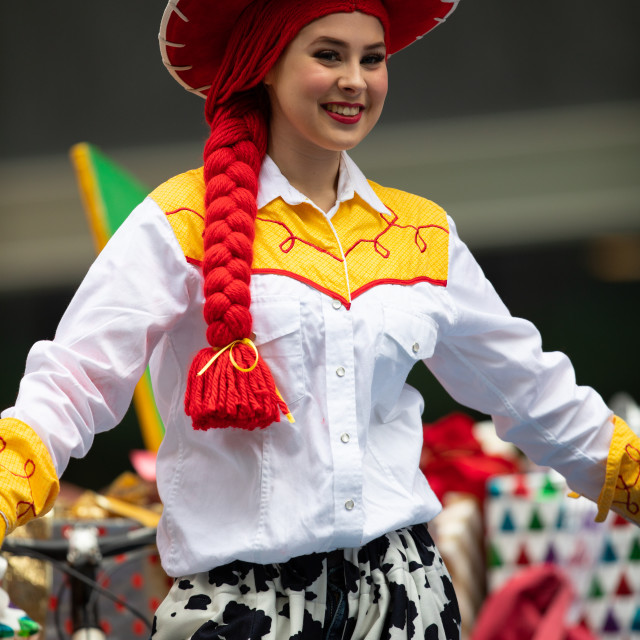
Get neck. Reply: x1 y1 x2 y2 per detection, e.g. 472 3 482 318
267 141 341 214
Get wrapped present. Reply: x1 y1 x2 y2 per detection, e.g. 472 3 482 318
484 470 640 638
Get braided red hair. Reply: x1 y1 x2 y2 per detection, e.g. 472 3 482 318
185 0 390 430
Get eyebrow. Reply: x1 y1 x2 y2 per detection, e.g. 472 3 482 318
310 36 386 50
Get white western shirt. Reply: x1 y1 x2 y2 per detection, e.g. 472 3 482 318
2 152 614 577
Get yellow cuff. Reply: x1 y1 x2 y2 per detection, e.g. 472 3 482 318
0 418 60 541
596 415 640 524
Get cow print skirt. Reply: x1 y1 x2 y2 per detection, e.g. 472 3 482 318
151 525 460 639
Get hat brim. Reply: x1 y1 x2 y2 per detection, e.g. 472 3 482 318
159 0 460 97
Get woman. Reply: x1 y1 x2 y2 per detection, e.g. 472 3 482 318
0 0 638 638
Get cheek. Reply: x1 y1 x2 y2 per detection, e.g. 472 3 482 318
297 67 335 101
371 72 388 105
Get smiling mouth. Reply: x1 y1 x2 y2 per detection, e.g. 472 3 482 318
324 103 363 117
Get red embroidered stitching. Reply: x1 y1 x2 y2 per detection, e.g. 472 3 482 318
0 442 38 521
165 207 205 221
0 455 36 480
16 500 36 520
256 216 344 261
344 210 449 259
614 443 640 516
257 208 449 260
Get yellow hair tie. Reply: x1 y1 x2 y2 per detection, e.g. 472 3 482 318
195 338 295 424
197 338 259 376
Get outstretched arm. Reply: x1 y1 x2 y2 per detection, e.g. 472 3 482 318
425 217 638 524
0 197 199 540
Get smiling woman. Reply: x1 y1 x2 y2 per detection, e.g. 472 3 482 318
1 0 639 639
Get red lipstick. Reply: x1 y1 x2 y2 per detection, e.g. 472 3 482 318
323 103 364 124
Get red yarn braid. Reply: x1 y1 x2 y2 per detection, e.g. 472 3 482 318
185 0 390 430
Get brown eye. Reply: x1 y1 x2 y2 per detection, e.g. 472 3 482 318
362 53 385 65
314 50 340 62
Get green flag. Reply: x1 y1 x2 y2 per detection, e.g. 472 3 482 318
70 143 165 453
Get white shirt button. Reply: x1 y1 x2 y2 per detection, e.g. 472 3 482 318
345 499 355 511
412 342 420 353
336 367 346 377
340 433 350 443
332 299 342 310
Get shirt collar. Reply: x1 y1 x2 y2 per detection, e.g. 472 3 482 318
257 151 390 217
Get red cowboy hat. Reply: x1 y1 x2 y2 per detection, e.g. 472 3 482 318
159 0 460 97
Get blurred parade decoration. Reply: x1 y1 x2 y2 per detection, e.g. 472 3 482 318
70 144 164 456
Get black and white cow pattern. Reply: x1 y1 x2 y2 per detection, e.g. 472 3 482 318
151 526 460 640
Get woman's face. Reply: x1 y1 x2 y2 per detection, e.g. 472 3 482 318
265 11 388 156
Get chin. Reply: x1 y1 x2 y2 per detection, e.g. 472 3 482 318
318 133 368 153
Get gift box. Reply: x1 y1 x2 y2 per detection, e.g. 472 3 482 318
484 470 640 639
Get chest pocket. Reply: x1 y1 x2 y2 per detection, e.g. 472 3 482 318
372 305 438 419
251 297 305 407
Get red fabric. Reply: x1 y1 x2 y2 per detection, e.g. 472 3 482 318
420 413 519 502
471 565 598 640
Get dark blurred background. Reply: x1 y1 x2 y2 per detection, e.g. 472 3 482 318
1 1 639 489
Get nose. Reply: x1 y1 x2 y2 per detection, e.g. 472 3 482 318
338 61 366 94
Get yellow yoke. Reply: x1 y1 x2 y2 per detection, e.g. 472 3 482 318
149 167 450 307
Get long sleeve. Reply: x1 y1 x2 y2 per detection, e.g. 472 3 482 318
1 198 200 476
425 218 614 501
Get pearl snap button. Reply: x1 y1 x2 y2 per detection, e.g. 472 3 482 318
332 299 342 310
345 499 355 511
336 367 346 377
340 433 350 443
412 342 420 353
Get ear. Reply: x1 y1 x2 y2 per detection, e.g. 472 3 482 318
263 60 280 88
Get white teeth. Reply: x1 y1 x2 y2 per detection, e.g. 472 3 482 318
326 104 360 116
